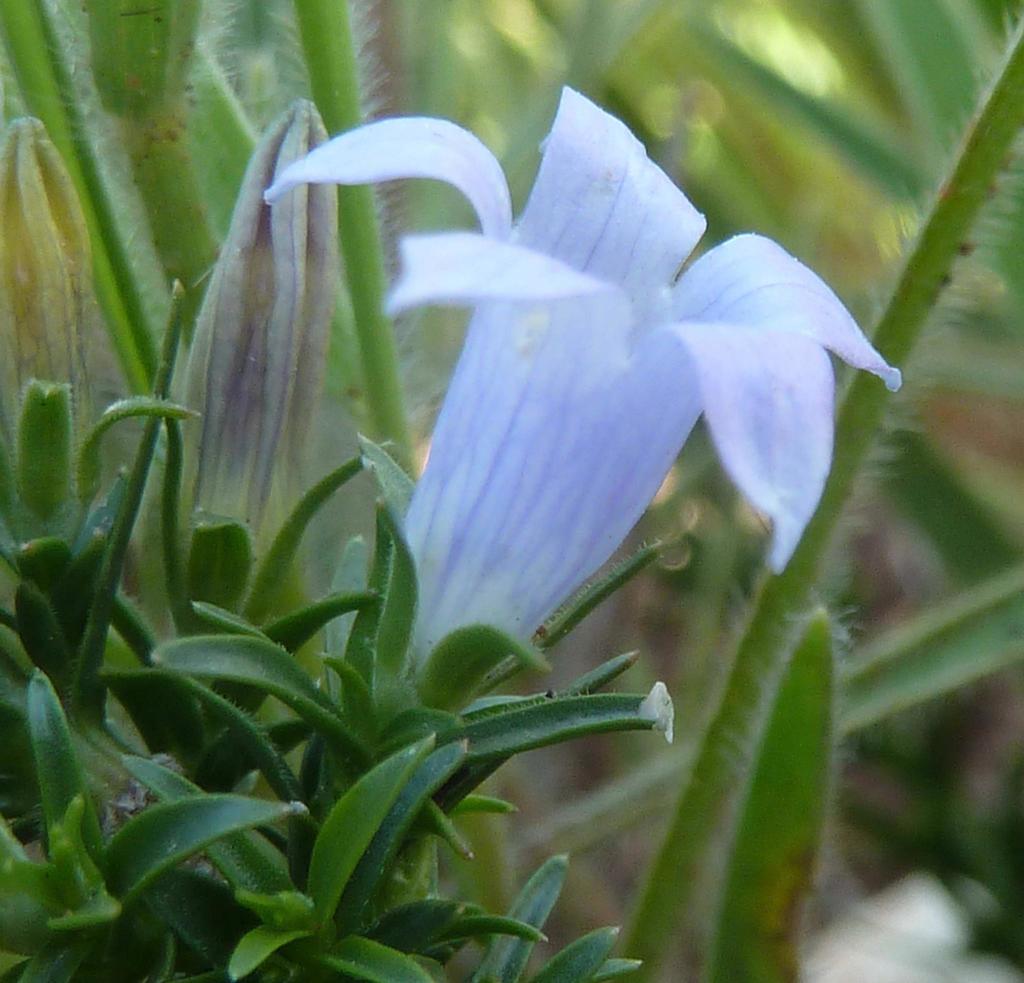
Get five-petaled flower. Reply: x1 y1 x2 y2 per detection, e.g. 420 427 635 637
267 88 901 656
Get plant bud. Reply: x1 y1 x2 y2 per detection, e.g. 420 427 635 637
186 100 338 536
0 119 91 443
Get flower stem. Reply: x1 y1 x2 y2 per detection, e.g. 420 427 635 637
0 0 156 391
73 285 185 723
292 0 412 463
625 15 1024 977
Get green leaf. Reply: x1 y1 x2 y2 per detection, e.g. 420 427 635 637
439 693 668 809
322 935 434 983
16 584 72 685
530 926 620 983
325 535 369 655
13 942 87 983
17 381 72 524
46 892 120 932
190 601 267 638
307 737 433 923
263 590 377 652
105 794 303 902
451 794 517 817
841 564 1024 732
76 396 196 503
367 899 464 953
187 518 253 612
121 754 293 894
418 624 549 711
708 611 834 983
342 506 418 699
15 538 71 592
26 672 101 859
471 855 568 983
73 286 186 719
103 668 206 766
244 456 362 622
460 692 664 762
538 542 661 650
228 925 312 981
336 741 467 932
438 915 544 944
592 958 643 980
144 867 254 968
561 651 640 696
113 668 302 803
353 506 418 689
152 634 366 761
358 435 414 517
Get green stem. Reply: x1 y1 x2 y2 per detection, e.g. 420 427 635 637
292 0 412 463
625 16 1024 977
0 0 156 390
161 416 192 633
73 285 185 721
120 104 218 334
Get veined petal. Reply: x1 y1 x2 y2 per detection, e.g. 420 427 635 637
406 297 701 654
387 232 618 315
516 88 706 308
265 117 513 238
673 233 901 391
668 323 835 571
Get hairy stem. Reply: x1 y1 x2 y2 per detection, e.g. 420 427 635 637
625 15 1024 977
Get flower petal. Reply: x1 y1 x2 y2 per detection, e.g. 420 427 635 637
668 323 835 571
406 297 701 654
673 233 901 391
516 88 706 308
387 233 618 316
264 117 512 238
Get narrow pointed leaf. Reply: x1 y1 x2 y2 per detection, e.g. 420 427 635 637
245 456 362 622
708 611 834 983
105 794 302 902
562 651 640 696
359 435 414 517
322 936 434 983
145 868 254 967
471 855 568 983
190 602 266 638
26 672 102 859
367 899 464 953
336 741 467 932
121 754 292 894
460 693 665 762
593 958 643 980
538 543 661 650
264 590 377 652
76 397 196 503
113 669 302 803
308 737 433 922
439 915 544 944
228 926 312 981
14 942 87 983
152 635 366 760
530 926 620 983
371 507 418 678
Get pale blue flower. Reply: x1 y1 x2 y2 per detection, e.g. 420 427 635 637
267 88 901 654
